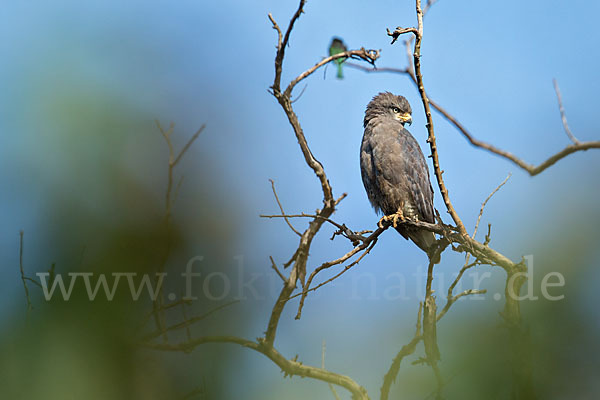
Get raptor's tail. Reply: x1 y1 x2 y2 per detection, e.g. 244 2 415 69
400 228 440 264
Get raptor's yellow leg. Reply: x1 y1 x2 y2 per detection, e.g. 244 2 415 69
378 208 405 229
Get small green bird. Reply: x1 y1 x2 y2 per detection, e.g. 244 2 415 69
328 37 347 79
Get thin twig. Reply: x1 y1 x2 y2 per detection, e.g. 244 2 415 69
271 0 306 93
457 122 600 176
267 13 282 51
23 276 42 289
473 173 511 240
173 125 206 167
448 261 479 297
553 78 579 144
264 214 519 276
269 179 302 236
265 0 337 347
145 335 369 399
291 83 309 104
154 121 205 342
422 0 440 16
438 174 511 320
345 62 408 75
143 301 239 342
294 238 379 319
437 288 487 321
348 65 600 177
18 231 33 315
270 256 287 282
423 258 441 386
261 213 446 237
263 25 380 344
284 48 380 99
139 298 193 330
381 304 423 400
181 298 192 342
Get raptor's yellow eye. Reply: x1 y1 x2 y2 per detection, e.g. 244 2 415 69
393 107 400 113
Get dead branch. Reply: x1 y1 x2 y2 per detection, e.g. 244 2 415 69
18 231 33 315
381 304 423 400
437 286 486 322
143 335 369 400
156 121 205 223
422 0 440 16
423 258 442 396
448 119 599 176
139 1 573 398
385 3 535 396
264 0 380 347
270 256 287 282
143 6 377 394
553 78 579 144
269 179 302 236
473 174 511 240
142 301 239 342
348 66 599 177
270 0 306 93
284 49 379 98
152 121 205 343
294 237 378 319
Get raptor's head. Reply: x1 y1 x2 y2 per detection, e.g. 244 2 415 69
363 92 412 127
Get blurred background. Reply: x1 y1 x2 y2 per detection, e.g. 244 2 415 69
1 0 599 399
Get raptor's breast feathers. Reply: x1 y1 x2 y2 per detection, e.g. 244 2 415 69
361 121 434 224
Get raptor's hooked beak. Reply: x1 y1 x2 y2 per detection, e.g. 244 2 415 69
400 113 412 126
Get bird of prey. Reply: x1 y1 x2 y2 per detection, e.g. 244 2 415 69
360 92 439 263
328 37 347 79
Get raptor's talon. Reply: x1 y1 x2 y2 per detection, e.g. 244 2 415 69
379 210 405 229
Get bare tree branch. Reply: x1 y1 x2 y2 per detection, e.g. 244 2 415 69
269 179 302 237
140 1 580 399
446 116 599 176
423 258 442 397
422 0 440 16
18 231 33 316
144 12 378 393
473 173 511 240
269 256 287 282
152 121 205 343
437 284 486 321
173 125 206 167
264 0 381 347
142 301 239 342
143 336 369 400
386 4 536 396
294 236 379 320
348 65 600 177
156 121 206 222
553 78 579 144
381 304 422 400
267 13 282 52
438 173 511 321
284 49 379 98
270 0 306 93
